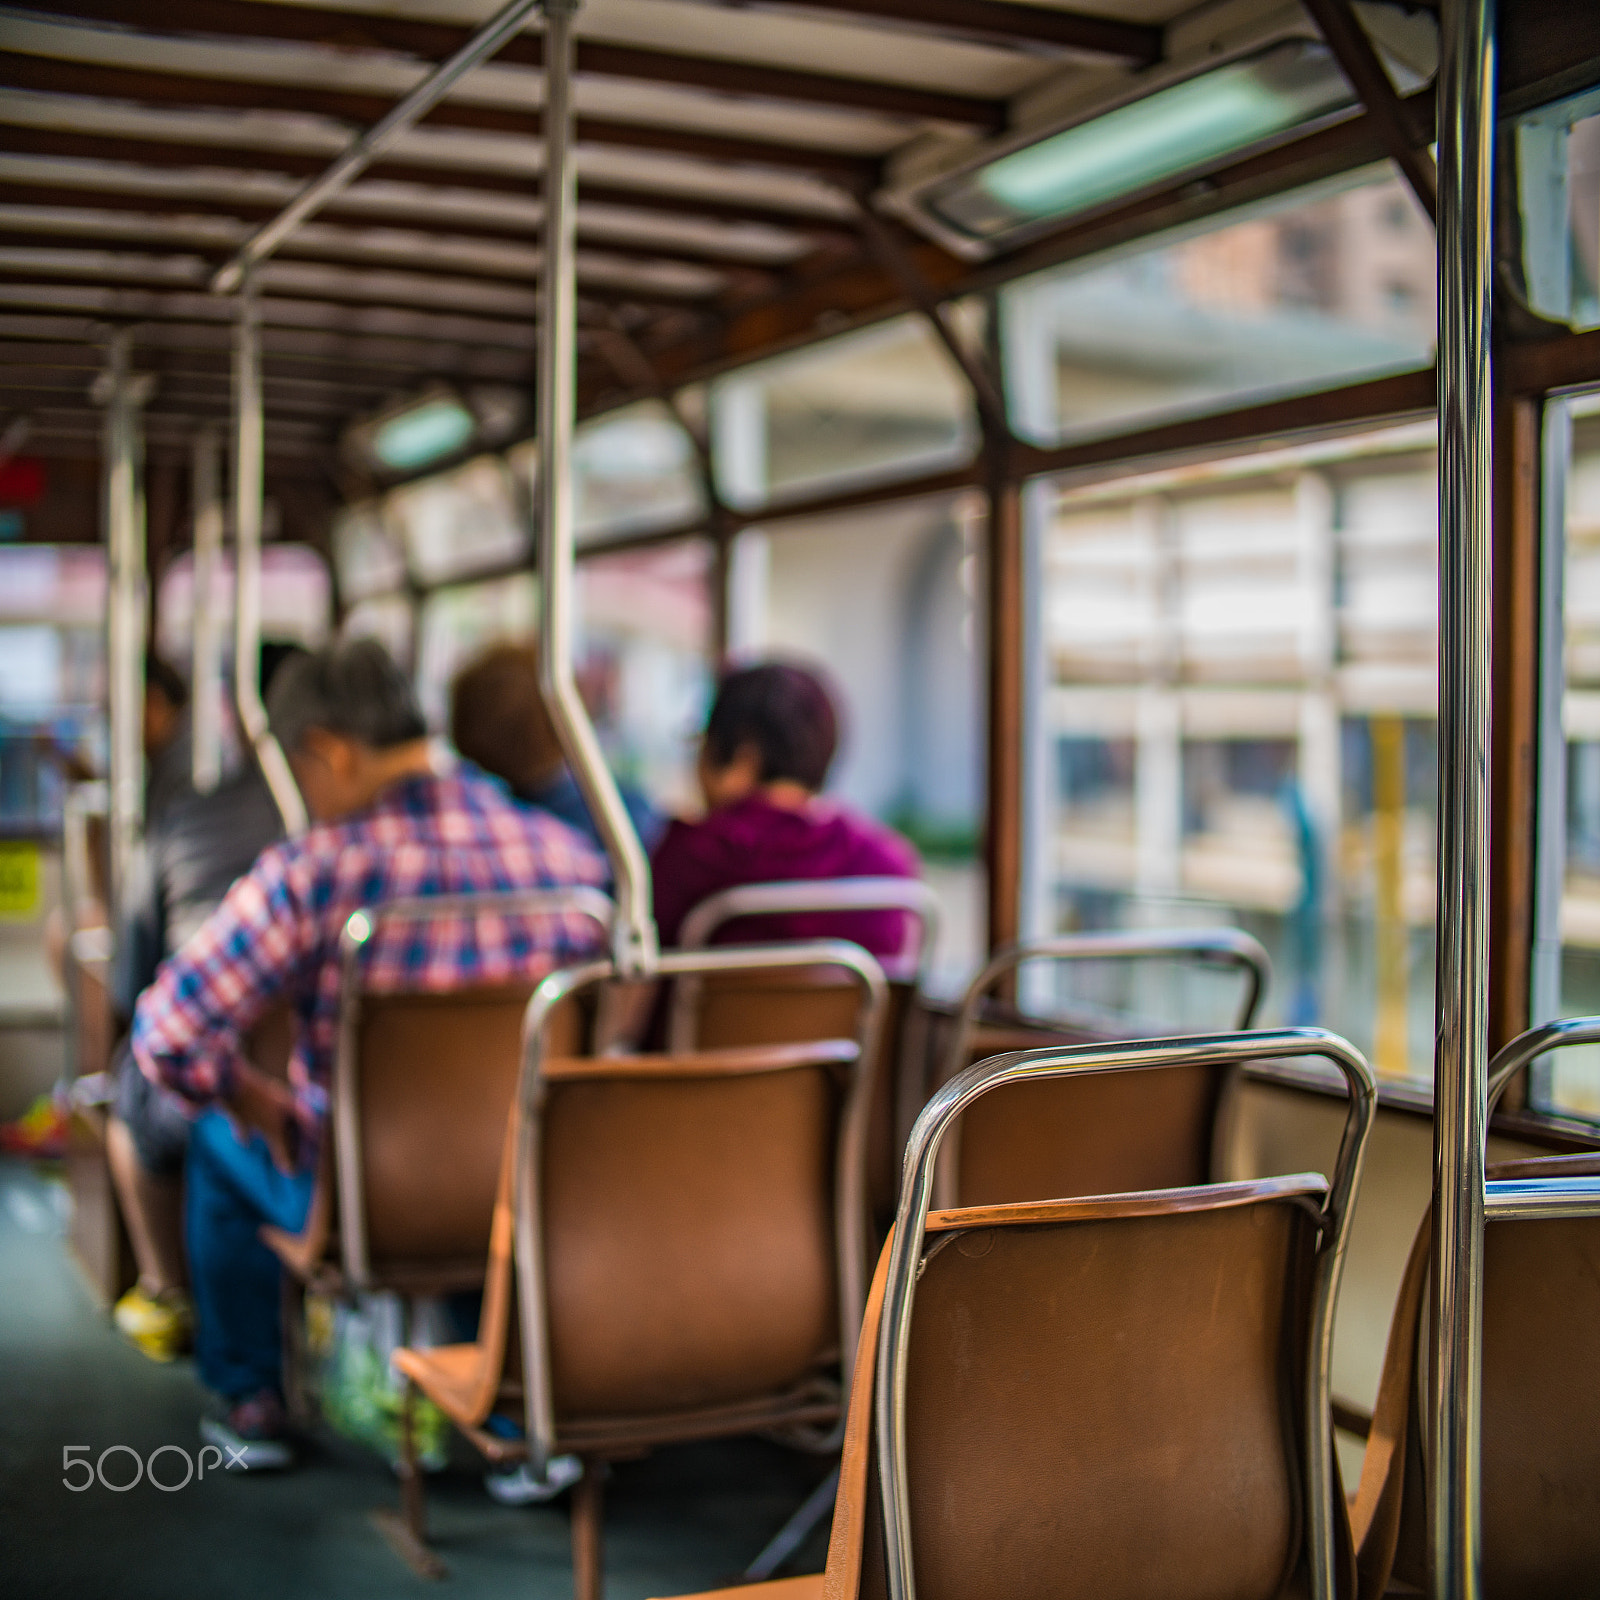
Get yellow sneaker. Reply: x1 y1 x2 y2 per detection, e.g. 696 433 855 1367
113 1285 193 1363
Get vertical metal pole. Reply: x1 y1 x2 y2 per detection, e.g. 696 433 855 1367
190 427 225 794
232 270 308 834
1431 0 1496 1594
103 329 146 922
534 0 656 973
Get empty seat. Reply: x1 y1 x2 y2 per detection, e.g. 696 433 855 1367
653 1023 1373 1600
672 877 940 1228
395 940 888 1600
1353 1018 1600 1600
929 929 1270 1208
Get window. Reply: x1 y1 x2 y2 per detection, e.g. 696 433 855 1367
710 315 976 510
1547 391 1600 1118
385 456 526 587
331 503 406 602
1001 166 1436 448
0 547 105 829
507 401 706 547
1515 86 1600 330
413 573 538 732
574 541 714 815
726 497 983 992
1028 425 1440 1077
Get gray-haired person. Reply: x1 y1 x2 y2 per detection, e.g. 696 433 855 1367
130 638 606 1469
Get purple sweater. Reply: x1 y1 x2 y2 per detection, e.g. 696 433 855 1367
652 792 920 962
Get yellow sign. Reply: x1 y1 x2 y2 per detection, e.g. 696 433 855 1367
0 842 40 919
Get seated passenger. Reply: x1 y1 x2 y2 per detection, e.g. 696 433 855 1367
132 639 606 1469
450 641 663 857
652 659 919 962
108 643 304 1364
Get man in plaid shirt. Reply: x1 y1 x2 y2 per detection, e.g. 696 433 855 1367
132 639 606 1466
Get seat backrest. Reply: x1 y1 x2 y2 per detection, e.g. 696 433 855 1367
1358 1151 1600 1599
672 878 937 1228
332 887 611 1288
848 1181 1329 1600
861 1026 1371 1600
344 985 586 1280
538 1040 859 1425
686 965 911 1227
931 931 1270 1208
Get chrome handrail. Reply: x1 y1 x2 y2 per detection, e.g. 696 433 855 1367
676 876 942 990
933 928 1271 1205
1481 1018 1600 1224
535 0 656 978
512 939 890 1476
1431 0 1497 1587
330 886 614 1289
877 1026 1375 1600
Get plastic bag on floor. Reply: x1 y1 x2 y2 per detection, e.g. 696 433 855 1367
306 1290 450 1471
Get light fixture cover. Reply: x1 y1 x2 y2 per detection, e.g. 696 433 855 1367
926 41 1356 244
370 394 477 473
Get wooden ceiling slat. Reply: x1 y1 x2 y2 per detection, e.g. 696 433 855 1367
0 183 814 266
0 310 541 382
0 280 556 349
0 247 710 319
761 0 1163 62
0 54 882 181
29 0 1008 129
0 219 759 294
0 127 858 232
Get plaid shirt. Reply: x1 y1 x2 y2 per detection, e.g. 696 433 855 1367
132 766 607 1133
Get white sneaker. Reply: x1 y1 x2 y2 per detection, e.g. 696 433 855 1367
484 1453 583 1506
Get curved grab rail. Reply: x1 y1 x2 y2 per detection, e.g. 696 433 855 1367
512 938 890 1476
1482 1017 1600 1223
331 886 615 1288
676 876 942 990
934 929 1272 1189
877 1026 1375 1600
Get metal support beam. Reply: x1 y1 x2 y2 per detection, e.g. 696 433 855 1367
592 309 735 662
100 328 148 921
535 0 657 975
1301 0 1438 222
210 0 543 293
1430 0 1496 1594
231 269 308 834
855 202 1008 437
190 426 225 793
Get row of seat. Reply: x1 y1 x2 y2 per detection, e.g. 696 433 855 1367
657 1027 1600 1600
65 872 1600 1596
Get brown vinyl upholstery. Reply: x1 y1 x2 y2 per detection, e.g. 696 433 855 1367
262 986 587 1292
935 1010 1231 1208
542 1047 845 1423
656 1176 1343 1600
1354 1153 1600 1600
396 1038 863 1459
687 966 910 1226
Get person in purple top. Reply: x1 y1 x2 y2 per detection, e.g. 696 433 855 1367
652 659 920 961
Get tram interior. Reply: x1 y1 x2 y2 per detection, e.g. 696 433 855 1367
1 1 1599 1597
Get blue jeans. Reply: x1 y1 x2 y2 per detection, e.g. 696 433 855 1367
185 1110 314 1403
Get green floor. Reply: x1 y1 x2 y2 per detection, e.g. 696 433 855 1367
0 1158 832 1599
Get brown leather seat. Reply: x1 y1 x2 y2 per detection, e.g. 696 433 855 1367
395 1032 867 1600
671 878 939 1231
679 965 912 1228
655 1024 1371 1600
1352 1150 1600 1600
655 1179 1345 1600
930 931 1269 1209
263 983 589 1293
